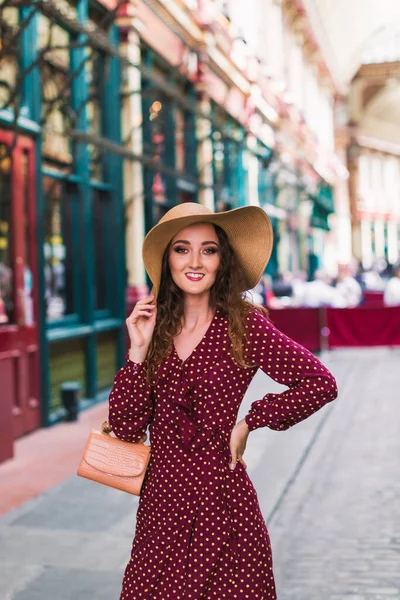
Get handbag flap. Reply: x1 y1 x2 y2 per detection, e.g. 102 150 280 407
83 430 150 477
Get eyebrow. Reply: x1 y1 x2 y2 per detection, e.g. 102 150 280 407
172 240 219 246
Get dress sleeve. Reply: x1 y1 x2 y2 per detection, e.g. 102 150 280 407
108 354 154 442
243 309 338 432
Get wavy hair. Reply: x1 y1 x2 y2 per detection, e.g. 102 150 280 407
146 224 268 383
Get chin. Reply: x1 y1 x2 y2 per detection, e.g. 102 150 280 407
176 278 215 295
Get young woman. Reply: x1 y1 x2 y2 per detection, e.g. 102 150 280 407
108 202 338 599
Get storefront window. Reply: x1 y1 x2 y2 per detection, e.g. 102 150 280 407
258 157 275 207
142 51 198 228
142 88 169 213
0 7 19 112
86 2 112 181
20 150 35 326
39 15 72 168
43 175 75 321
212 131 241 210
144 92 169 175
175 106 185 172
211 106 247 209
0 144 13 324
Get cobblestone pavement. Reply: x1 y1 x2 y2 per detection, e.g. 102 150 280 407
1 348 399 599
269 348 400 600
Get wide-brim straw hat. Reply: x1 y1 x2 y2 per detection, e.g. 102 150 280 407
142 202 273 297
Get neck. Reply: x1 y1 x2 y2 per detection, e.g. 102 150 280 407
181 294 215 330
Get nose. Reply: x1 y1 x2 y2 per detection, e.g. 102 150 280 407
189 250 202 269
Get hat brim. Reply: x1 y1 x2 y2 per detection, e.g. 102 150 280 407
142 205 273 297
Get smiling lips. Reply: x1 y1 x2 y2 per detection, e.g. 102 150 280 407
185 273 205 281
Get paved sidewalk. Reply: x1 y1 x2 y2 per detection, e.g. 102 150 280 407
1 402 109 515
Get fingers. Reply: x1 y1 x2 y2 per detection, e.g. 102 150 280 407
229 453 237 470
126 294 157 323
229 425 248 470
129 307 156 324
134 295 156 313
136 293 155 305
229 443 247 471
229 452 247 470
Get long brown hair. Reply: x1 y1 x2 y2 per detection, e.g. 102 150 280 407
146 224 268 383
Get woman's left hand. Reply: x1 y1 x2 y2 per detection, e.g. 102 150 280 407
229 419 250 470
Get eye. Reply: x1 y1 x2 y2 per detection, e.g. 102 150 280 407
203 247 219 254
173 246 188 254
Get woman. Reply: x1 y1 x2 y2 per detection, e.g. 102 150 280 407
108 203 338 599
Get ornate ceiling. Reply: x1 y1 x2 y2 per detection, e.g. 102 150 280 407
304 0 400 88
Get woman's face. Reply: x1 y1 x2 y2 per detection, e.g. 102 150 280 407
168 223 221 297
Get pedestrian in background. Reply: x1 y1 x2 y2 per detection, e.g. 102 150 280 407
108 203 338 599
262 273 285 309
383 264 400 306
300 269 342 308
335 263 363 307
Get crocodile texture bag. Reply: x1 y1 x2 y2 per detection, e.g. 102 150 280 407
77 421 151 495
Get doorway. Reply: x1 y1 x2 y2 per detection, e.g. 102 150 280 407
0 131 40 462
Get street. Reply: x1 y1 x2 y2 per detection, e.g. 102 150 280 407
269 348 400 600
1 348 399 600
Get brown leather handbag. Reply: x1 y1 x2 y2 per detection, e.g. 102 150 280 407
77 421 151 495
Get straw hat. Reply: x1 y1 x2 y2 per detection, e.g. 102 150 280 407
142 202 273 297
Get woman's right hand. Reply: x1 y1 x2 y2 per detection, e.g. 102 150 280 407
126 294 157 354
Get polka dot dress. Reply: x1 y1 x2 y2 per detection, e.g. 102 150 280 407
108 308 338 599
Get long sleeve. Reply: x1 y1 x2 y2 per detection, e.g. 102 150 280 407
108 355 154 442
244 309 338 432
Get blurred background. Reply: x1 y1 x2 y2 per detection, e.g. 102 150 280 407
1 1 400 598
1 0 400 457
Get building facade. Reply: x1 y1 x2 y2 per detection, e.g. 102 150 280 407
0 0 348 461
122 0 344 307
348 56 400 269
0 0 125 461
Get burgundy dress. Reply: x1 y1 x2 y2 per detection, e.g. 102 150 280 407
108 308 338 599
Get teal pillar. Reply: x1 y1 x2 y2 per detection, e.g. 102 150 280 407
20 5 40 121
142 52 156 230
71 0 97 398
164 98 177 203
185 90 198 199
21 7 51 425
237 145 247 207
104 24 125 368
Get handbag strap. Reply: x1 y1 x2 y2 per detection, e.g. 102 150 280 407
101 421 112 434
101 420 147 444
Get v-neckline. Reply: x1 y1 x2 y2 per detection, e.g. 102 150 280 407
173 308 219 365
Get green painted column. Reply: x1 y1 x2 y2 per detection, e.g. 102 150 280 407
185 89 198 199
21 7 51 425
20 5 40 121
104 24 125 368
71 0 96 399
164 98 177 203
141 52 156 231
237 145 247 207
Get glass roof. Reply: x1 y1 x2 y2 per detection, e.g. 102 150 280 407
306 0 400 86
